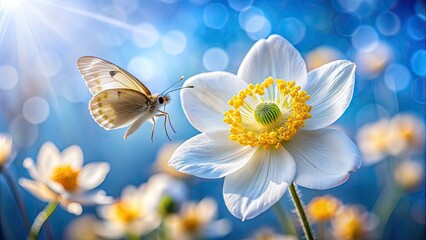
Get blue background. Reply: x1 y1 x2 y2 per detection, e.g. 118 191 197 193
0 0 425 239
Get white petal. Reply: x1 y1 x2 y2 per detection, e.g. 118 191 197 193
23 158 43 181
19 178 57 202
37 142 61 175
203 219 231 238
181 72 247 132
238 34 307 87
303 60 356 130
168 130 256 179
78 162 110 190
197 198 217 223
283 128 361 189
69 190 113 205
61 145 84 170
61 202 83 215
223 147 296 220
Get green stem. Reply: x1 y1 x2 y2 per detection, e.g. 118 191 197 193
1 168 30 233
272 202 298 236
289 183 314 240
126 233 140 240
29 202 58 240
373 186 404 238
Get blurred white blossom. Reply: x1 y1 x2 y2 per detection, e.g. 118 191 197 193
19 142 112 215
165 198 231 240
97 184 160 238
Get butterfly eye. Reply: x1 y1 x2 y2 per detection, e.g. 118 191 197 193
159 97 164 104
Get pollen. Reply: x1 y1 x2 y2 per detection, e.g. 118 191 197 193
50 165 80 192
223 77 312 149
112 200 142 223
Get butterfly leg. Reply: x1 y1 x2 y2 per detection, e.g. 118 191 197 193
155 113 172 141
158 110 176 133
151 117 156 142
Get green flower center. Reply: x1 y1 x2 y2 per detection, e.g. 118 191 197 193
254 102 282 126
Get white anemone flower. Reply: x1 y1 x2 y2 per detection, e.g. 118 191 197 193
19 142 112 215
97 184 160 239
165 198 231 240
169 35 361 220
0 133 13 167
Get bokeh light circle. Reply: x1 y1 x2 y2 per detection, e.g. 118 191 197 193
376 11 400 36
355 103 391 128
239 7 271 40
128 56 156 82
9 115 38 147
0 65 18 90
37 51 62 77
23 96 50 124
132 23 159 48
203 3 229 29
384 63 412 92
406 15 426 40
161 30 187 55
335 0 362 12
352 25 379 51
228 0 253 11
410 50 426 76
411 78 426 104
203 48 229 71
334 13 360 36
278 18 306 44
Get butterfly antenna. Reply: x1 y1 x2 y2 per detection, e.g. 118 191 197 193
163 85 194 95
160 76 185 95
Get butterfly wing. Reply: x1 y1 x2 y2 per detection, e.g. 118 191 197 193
89 89 152 132
77 56 152 96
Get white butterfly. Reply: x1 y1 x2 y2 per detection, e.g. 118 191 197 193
77 56 191 140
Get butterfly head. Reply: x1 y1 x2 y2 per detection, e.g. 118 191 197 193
158 95 170 105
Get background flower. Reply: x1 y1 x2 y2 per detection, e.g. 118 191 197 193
97 184 160 239
165 198 231 240
19 142 112 215
0 133 13 167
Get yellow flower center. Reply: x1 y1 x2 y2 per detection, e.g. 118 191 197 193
50 165 80 192
113 200 142 223
307 196 340 222
181 210 201 233
224 77 312 150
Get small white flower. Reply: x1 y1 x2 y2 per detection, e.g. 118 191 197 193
388 113 425 156
97 184 160 239
249 228 297 240
357 114 425 165
0 133 13 167
65 215 99 240
144 173 188 209
165 198 231 240
394 160 424 192
357 119 391 165
19 142 112 215
169 35 361 220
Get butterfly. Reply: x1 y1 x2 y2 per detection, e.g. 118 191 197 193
77 56 192 141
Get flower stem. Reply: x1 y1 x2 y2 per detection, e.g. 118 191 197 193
29 202 58 240
289 183 314 240
1 168 30 233
272 201 298 236
373 185 403 238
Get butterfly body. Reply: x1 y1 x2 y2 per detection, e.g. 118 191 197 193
77 56 175 140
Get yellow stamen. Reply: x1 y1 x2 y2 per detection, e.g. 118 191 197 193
223 77 312 149
112 200 142 223
50 165 80 192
